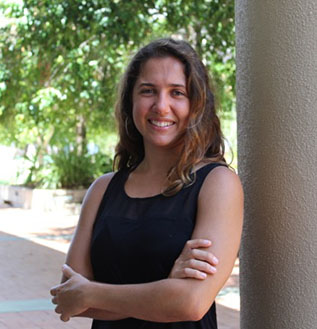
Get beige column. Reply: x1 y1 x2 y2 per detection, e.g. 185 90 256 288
235 1 317 328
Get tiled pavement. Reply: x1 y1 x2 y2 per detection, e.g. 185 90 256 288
0 207 239 329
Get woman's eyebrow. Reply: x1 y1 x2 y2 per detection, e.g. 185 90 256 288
138 82 155 88
137 82 186 88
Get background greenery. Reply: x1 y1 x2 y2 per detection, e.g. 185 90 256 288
0 0 236 188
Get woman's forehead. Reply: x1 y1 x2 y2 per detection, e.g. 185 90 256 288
136 56 186 85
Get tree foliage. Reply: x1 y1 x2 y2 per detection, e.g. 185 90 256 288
0 0 235 187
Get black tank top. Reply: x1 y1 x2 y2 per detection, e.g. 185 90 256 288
91 163 225 329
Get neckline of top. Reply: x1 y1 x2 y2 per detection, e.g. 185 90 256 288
122 162 223 200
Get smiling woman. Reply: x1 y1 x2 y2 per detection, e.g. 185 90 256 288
50 38 243 329
115 39 227 196
132 56 190 152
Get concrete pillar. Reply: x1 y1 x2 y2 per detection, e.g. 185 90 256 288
235 1 317 328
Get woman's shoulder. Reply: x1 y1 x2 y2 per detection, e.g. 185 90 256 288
196 164 244 231
92 172 116 188
84 172 116 205
199 164 243 200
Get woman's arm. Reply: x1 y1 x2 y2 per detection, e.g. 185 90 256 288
58 172 127 321
68 239 219 321
51 166 243 322
61 173 114 281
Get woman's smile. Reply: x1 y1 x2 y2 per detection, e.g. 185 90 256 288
148 119 176 128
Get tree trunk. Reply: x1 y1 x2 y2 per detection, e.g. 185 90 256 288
76 114 87 156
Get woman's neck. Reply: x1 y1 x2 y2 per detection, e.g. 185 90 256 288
125 145 182 198
137 145 182 176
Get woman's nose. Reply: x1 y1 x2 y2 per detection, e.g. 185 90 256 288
153 92 169 115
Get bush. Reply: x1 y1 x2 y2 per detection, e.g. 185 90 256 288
20 147 113 189
51 148 113 189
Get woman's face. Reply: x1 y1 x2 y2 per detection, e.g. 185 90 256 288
132 56 190 151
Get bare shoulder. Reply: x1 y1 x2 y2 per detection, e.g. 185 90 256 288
90 172 116 191
78 172 116 228
196 165 244 232
199 166 243 202
84 172 115 202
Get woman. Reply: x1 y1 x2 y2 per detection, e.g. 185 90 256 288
50 38 243 328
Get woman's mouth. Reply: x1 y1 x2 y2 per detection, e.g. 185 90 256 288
148 119 175 127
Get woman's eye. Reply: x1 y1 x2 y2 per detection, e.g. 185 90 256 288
172 90 185 97
140 88 154 95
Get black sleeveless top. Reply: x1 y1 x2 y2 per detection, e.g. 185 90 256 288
90 163 225 329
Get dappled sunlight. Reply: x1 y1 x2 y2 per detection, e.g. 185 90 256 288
30 226 75 244
0 208 77 253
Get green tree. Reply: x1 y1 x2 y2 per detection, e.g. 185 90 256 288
158 0 235 114
0 0 236 187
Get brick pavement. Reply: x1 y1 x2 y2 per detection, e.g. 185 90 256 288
0 207 239 329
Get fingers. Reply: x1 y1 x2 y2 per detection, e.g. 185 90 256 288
187 259 217 274
54 301 70 322
55 305 62 314
51 275 72 323
51 296 58 305
62 264 76 278
183 268 208 280
175 259 216 280
191 248 219 266
185 239 212 249
60 314 70 322
172 239 219 281
185 239 219 266
51 265 74 296
50 286 58 297
50 281 67 297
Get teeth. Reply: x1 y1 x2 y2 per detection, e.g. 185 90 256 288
150 120 174 127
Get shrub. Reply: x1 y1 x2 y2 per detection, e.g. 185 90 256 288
51 147 112 189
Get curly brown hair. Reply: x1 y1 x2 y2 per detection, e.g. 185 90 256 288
114 38 226 196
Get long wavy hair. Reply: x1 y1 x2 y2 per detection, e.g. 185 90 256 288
114 38 226 196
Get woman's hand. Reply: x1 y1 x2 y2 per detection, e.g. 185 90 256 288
50 264 91 322
169 239 219 280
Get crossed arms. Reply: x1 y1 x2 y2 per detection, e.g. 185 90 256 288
50 166 243 322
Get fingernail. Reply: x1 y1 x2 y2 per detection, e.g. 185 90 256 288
210 266 217 273
213 257 219 264
204 239 211 244
200 272 207 278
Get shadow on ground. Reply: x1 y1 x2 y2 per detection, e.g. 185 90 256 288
30 226 76 243
0 230 91 329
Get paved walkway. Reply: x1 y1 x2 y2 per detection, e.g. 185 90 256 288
0 207 239 329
